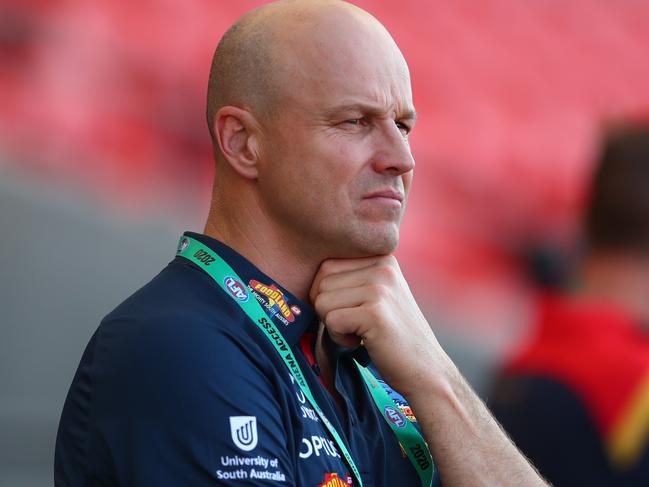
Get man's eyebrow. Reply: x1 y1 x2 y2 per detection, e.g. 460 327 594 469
401 108 418 122
324 103 418 121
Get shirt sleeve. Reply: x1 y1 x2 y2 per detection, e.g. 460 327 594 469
63 314 297 486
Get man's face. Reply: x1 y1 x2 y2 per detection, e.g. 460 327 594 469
255 14 416 258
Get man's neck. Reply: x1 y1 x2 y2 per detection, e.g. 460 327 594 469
203 209 319 302
206 208 368 423
577 253 649 324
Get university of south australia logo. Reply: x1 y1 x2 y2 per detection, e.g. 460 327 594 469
230 416 258 451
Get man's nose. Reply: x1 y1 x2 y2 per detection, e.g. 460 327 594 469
370 122 416 175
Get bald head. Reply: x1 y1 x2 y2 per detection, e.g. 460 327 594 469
204 0 416 261
206 0 405 143
206 4 279 139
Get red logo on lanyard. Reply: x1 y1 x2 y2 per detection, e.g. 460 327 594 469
249 279 299 322
318 473 351 487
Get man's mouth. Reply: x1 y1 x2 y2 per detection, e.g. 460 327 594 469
362 189 405 204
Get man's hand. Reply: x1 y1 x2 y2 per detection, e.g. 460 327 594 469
309 255 449 399
310 256 548 487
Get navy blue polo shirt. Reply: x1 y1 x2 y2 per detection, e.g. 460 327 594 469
55 232 441 486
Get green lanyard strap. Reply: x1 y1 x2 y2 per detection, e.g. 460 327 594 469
176 236 434 486
356 363 435 486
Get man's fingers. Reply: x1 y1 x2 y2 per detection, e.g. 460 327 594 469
327 329 362 349
313 286 371 318
309 256 387 303
318 256 383 275
316 267 375 294
321 306 375 341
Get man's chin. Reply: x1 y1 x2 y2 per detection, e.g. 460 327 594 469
346 225 400 257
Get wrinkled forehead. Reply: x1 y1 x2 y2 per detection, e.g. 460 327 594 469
272 8 413 115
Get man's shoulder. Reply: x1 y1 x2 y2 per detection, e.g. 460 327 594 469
505 293 649 389
93 258 272 375
495 294 649 479
56 259 299 486
102 258 247 334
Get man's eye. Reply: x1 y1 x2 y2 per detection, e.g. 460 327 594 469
396 121 410 136
345 119 363 126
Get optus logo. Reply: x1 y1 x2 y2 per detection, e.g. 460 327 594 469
224 276 249 302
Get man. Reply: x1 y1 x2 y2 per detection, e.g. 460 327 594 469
55 1 546 485
491 124 649 486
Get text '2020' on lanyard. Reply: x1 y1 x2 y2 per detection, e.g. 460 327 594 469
176 235 435 487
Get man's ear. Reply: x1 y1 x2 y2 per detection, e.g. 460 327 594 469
213 106 262 179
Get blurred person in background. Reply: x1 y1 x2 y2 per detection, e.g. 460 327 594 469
54 1 547 486
490 123 649 486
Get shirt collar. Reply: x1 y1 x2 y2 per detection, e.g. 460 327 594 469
323 328 372 367
180 231 317 345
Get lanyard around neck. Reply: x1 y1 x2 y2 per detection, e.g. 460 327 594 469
176 235 434 487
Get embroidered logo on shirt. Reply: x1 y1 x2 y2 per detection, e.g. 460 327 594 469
229 416 258 451
218 454 286 482
224 276 249 302
299 435 340 459
317 472 353 486
249 279 300 325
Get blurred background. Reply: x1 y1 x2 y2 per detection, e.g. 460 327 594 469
2 0 649 484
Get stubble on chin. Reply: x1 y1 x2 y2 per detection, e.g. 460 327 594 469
342 221 401 258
